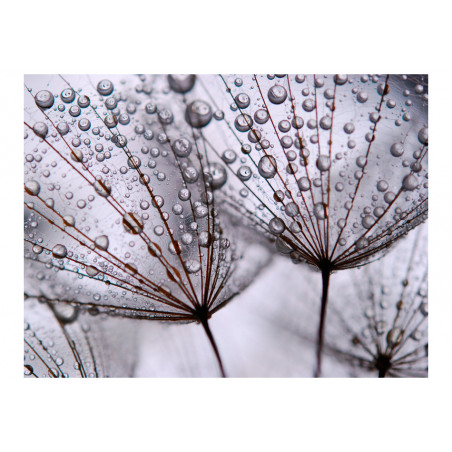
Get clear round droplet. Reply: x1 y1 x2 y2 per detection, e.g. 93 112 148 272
268 85 287 104
35 90 54 109
52 244 67 258
97 79 114 96
258 155 277 179
269 217 286 234
185 100 213 128
25 180 40 196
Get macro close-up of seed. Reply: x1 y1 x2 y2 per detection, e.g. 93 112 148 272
24 74 427 378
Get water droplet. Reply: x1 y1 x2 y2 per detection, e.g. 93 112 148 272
316 156 331 172
355 236 368 250
292 116 304 129
285 202 299 217
377 180 388 192
418 127 428 145
386 328 403 348
268 85 287 104
123 213 143 234
60 88 75 103
32 122 48 138
148 242 162 257
154 225 164 236
384 191 396 203
256 155 276 179
234 113 253 132
390 143 404 157
168 74 196 93
280 136 293 149
63 215 75 227
35 90 54 109
172 138 192 157
319 116 331 130
152 195 164 209
182 166 199 184
52 244 67 258
313 203 326 220
235 93 250 109
198 231 211 247
362 215 375 229
57 121 70 136
93 179 112 197
158 108 174 125
254 109 269 124
334 74 348 85
185 100 212 128
356 156 367 168
25 180 40 196
178 188 191 201
104 114 118 128
269 217 285 234
127 156 141 169
402 174 418 191
184 259 201 274
357 91 368 103
112 134 127 148
208 163 227 189
302 99 315 112
86 265 99 277
77 95 90 108
97 79 114 96
237 165 252 181
78 118 91 131
31 243 43 255
297 177 311 191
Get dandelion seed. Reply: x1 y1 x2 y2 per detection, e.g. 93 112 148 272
187 74 428 376
24 74 270 377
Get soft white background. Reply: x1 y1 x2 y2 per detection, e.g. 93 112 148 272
1 1 451 451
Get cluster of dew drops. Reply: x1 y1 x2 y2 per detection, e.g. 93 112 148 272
210 75 428 249
25 75 237 306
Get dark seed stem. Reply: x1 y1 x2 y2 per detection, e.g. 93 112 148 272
314 266 332 378
200 317 227 378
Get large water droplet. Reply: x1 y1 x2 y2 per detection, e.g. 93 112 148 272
52 244 67 258
269 217 285 234
268 85 287 104
184 259 201 274
313 203 326 220
297 177 311 191
418 127 428 145
390 143 404 157
25 180 40 196
35 90 54 109
172 138 192 157
32 122 48 138
60 88 75 103
123 213 143 234
234 113 253 132
97 79 114 96
208 163 227 189
237 165 252 181
316 156 331 172
185 100 213 128
402 174 418 191
254 109 269 124
168 74 196 93
258 155 277 179
93 179 112 197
